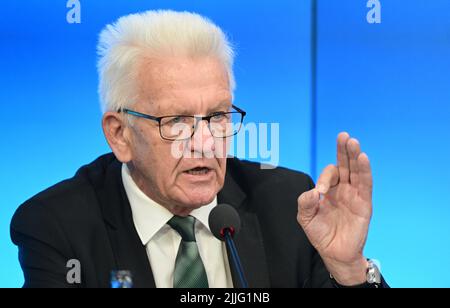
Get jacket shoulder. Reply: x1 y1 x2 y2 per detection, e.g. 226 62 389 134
10 153 118 243
226 157 314 195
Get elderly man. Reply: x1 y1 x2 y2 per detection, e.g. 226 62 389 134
11 10 387 288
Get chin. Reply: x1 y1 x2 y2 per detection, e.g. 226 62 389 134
189 194 216 207
171 174 223 209
181 188 217 208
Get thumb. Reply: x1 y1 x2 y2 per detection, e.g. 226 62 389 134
297 188 320 228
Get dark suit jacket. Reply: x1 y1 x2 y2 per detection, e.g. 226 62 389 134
10 153 361 288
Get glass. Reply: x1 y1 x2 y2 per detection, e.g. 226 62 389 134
110 270 133 288
119 105 246 141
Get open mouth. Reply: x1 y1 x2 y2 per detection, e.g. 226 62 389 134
184 167 212 175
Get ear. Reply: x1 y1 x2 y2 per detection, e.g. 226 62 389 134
102 111 133 163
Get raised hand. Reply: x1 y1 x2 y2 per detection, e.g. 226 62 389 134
297 132 372 285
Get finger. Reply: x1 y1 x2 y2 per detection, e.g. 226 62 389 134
316 164 339 194
346 138 361 187
337 132 350 183
297 189 320 226
357 152 373 202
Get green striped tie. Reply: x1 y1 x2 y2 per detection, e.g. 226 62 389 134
167 215 209 288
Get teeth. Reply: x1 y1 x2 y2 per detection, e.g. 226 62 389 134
187 168 209 175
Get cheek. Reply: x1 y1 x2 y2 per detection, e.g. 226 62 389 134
214 139 228 182
148 143 180 177
133 129 178 178
213 138 230 159
216 157 227 184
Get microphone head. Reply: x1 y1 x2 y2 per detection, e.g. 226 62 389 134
208 203 241 241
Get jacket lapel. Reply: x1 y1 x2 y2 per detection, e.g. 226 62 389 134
218 162 271 288
98 159 156 288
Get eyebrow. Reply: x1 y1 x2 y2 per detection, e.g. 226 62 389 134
207 101 232 113
165 100 232 116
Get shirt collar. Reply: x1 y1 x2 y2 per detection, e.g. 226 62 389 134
121 163 217 245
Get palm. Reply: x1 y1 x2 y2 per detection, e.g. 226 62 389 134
298 132 373 265
303 180 371 263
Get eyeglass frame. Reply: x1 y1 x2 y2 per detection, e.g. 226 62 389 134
118 104 247 141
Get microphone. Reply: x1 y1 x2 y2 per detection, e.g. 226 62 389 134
209 203 248 288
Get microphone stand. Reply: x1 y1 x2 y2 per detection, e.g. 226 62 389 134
224 228 248 288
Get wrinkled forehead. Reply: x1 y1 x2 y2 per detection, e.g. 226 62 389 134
134 56 232 115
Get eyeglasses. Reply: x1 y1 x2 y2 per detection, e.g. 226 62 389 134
118 105 247 141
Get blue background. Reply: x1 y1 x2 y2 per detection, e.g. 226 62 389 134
1 0 449 287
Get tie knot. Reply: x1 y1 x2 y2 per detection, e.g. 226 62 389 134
167 215 196 242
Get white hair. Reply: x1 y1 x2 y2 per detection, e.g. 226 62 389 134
97 10 235 113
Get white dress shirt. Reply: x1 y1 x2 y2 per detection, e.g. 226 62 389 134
121 164 233 288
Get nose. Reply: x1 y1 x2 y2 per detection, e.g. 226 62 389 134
190 119 215 157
